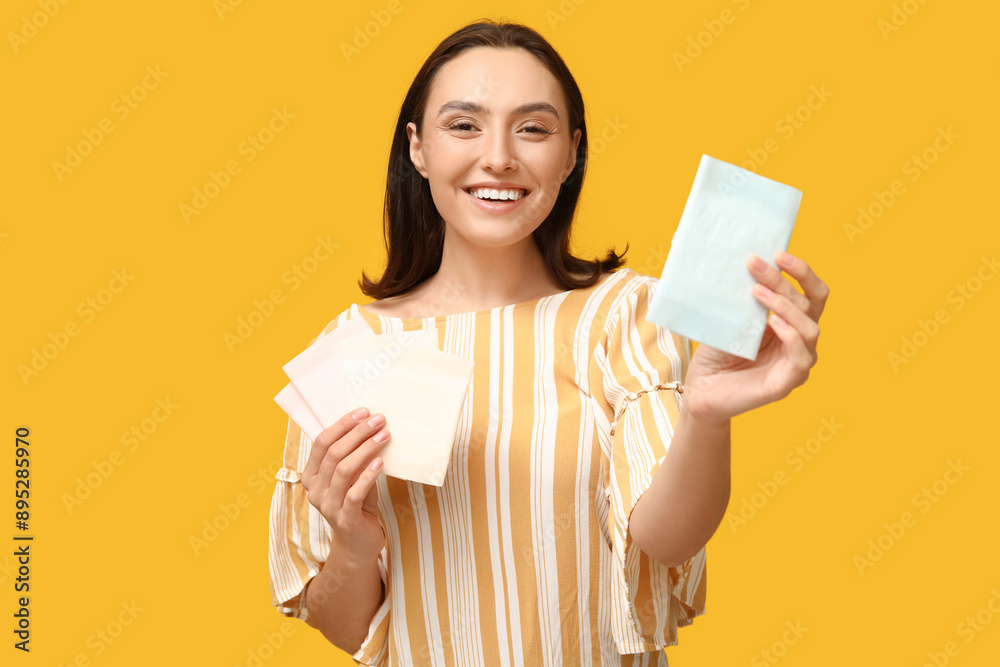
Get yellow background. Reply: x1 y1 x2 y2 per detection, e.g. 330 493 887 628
3 0 998 665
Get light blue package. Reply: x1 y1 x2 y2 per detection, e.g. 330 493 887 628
647 155 802 361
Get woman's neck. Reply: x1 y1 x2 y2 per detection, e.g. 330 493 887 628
413 234 562 314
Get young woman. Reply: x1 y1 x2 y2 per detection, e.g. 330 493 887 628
268 19 828 666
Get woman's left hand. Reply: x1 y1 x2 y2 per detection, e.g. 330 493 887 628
682 250 829 424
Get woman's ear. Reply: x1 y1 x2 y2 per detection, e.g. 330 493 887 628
562 127 582 182
407 122 428 179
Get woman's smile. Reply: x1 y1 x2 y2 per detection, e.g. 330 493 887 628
463 182 532 213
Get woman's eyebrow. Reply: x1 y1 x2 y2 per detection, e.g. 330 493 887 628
437 100 560 119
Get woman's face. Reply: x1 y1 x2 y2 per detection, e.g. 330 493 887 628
407 47 581 250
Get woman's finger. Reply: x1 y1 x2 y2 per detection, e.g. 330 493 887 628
747 255 812 315
764 312 815 393
753 282 821 356
328 428 391 510
303 407 370 478
774 251 830 321
341 457 384 522
316 413 386 493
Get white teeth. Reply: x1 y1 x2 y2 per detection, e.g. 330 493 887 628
469 187 525 201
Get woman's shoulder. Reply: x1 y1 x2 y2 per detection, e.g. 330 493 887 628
356 291 435 320
310 303 363 341
579 268 664 334
358 295 417 319
592 267 659 304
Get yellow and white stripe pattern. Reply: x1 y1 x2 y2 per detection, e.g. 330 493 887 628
268 268 707 666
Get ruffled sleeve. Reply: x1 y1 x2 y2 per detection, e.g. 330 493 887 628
266 324 392 665
266 415 326 619
588 274 707 654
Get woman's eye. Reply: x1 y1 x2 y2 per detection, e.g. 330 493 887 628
446 122 550 134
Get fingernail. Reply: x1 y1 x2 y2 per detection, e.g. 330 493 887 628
776 251 793 267
370 458 383 471
352 408 369 421
751 255 768 272
373 430 389 443
368 414 385 428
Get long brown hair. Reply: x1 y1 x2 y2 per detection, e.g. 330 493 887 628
359 19 628 300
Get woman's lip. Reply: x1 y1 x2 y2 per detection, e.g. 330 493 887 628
464 188 530 211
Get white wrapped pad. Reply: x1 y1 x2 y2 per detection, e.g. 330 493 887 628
648 154 802 360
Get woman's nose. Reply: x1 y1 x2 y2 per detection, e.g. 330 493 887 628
480 129 516 171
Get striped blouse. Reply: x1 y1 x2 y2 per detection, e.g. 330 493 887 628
267 267 707 666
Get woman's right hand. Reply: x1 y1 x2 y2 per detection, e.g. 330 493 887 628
300 407 390 565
